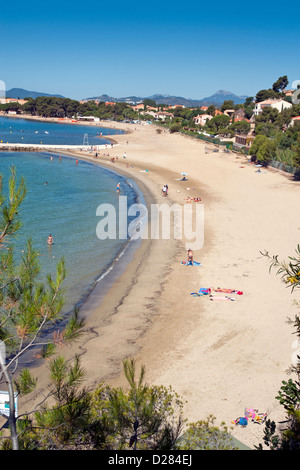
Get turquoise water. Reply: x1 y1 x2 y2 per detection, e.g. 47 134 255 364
0 115 123 146
0 151 138 315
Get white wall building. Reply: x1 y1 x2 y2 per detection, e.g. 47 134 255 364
193 114 213 126
254 99 292 115
289 116 300 127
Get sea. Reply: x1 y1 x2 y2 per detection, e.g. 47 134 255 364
0 116 142 318
0 115 123 145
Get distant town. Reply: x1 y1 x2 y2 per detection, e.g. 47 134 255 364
1 75 300 174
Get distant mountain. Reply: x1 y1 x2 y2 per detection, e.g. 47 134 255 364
84 90 248 107
6 88 65 99
85 94 144 104
197 90 248 106
6 87 247 106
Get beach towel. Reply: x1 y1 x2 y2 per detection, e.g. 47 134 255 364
212 288 243 295
181 260 201 266
245 408 267 424
252 413 267 424
190 288 211 297
231 417 248 427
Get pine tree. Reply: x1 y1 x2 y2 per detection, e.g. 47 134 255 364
0 167 83 449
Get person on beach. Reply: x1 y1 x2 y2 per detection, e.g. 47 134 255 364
187 248 193 265
47 234 53 245
162 185 167 197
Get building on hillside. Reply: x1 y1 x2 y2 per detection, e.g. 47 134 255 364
234 108 246 120
254 99 292 115
234 133 255 148
139 110 173 121
200 106 208 111
214 110 223 116
289 116 300 127
223 109 235 117
131 103 145 112
283 89 295 97
77 116 100 123
0 98 28 105
234 118 250 123
193 114 213 126
169 105 185 109
154 111 173 121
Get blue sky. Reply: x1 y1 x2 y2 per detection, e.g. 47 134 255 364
1 0 299 101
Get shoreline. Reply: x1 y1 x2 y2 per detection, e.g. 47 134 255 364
8 119 300 450
0 112 127 149
0 111 129 136
18 139 179 398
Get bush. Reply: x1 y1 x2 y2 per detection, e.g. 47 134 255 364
176 416 238 450
169 124 181 133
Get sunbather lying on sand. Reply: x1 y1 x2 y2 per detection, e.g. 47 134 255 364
184 196 201 203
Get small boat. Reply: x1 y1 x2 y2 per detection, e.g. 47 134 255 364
44 131 49 134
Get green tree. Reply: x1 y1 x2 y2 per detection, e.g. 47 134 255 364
176 415 238 450
272 75 289 94
255 89 279 103
29 356 91 449
169 123 181 133
293 133 300 170
229 120 251 135
221 100 234 112
0 167 83 450
207 105 216 116
90 359 184 450
250 134 276 164
244 97 254 107
255 107 279 124
143 99 157 109
206 114 230 133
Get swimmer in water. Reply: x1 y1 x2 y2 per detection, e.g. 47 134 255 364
47 234 53 245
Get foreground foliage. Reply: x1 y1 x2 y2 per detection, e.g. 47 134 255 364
256 249 300 449
0 167 84 449
1 358 237 450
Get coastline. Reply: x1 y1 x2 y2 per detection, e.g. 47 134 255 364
16 119 300 449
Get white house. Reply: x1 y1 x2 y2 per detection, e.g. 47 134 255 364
193 114 213 126
254 99 292 115
154 111 173 121
289 116 300 127
140 111 173 121
77 116 100 123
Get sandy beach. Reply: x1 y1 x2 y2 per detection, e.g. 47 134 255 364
19 119 300 449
